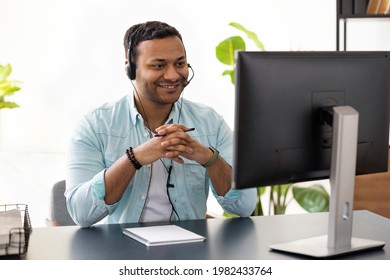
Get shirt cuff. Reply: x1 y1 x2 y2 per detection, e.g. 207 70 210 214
90 169 118 214
215 187 257 217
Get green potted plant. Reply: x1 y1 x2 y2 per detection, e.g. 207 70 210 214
216 23 329 216
0 64 21 110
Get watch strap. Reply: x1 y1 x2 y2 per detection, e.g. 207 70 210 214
202 146 219 168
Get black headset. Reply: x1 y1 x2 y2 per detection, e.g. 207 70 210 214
125 39 136 80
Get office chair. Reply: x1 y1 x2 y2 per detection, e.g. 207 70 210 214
46 181 222 225
47 180 76 226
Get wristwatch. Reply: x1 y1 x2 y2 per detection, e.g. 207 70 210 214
202 146 219 168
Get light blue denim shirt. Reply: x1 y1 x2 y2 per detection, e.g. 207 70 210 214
65 94 256 227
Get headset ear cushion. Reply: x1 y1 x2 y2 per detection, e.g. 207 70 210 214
125 61 136 80
130 62 136 80
125 63 132 80
126 40 136 80
125 61 135 80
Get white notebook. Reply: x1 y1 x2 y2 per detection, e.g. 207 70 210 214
122 225 206 246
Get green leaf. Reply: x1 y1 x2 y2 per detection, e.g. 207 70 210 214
229 22 265 51
222 69 235 84
0 64 12 82
292 184 330 213
0 101 20 109
269 184 293 215
223 212 238 218
256 186 266 196
0 64 22 109
215 36 246 66
0 81 21 96
271 184 292 198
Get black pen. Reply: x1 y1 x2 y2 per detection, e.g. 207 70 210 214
154 127 195 137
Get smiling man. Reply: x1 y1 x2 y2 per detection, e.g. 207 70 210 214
65 21 256 227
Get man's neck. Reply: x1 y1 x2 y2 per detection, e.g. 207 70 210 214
135 98 173 132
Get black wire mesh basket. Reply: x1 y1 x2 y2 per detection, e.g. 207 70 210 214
0 204 32 257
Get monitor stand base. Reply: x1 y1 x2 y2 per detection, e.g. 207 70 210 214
269 235 385 258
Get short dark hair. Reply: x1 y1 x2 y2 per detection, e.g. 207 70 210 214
123 21 183 60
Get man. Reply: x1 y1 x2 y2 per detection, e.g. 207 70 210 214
65 21 256 227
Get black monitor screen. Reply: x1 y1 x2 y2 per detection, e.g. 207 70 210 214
233 51 390 189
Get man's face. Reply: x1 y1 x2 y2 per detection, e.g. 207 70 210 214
134 36 189 106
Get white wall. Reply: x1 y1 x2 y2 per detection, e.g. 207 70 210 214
0 0 337 153
2 0 390 226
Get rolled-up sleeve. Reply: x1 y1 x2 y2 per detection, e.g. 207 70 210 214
65 116 116 227
215 188 257 217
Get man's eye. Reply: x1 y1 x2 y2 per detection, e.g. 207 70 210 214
177 62 186 67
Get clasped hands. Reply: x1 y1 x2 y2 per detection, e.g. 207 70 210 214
133 124 213 166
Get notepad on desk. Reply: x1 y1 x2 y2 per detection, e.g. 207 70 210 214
122 225 206 246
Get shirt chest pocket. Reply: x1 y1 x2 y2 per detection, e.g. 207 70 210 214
180 159 208 198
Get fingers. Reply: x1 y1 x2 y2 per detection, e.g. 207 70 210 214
152 124 201 163
156 125 194 155
171 156 184 164
155 124 194 137
161 137 193 151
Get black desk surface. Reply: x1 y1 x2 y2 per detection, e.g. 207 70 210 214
22 210 390 260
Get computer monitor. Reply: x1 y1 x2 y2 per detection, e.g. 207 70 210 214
233 51 390 258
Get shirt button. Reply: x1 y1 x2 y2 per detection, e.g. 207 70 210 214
141 195 146 200
144 133 148 138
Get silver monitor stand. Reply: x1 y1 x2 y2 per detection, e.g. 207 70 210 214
269 106 385 258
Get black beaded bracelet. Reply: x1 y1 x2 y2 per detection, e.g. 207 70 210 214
126 147 142 170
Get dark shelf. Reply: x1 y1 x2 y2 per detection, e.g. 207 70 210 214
339 14 390 19
336 0 390 51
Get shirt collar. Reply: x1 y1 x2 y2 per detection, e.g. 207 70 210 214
127 94 182 127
